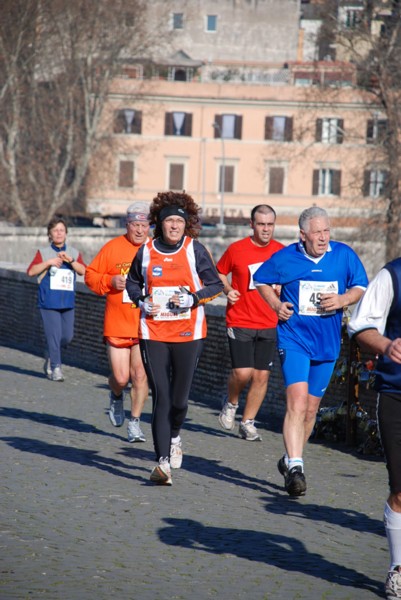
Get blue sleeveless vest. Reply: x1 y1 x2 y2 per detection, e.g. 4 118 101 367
375 257 401 393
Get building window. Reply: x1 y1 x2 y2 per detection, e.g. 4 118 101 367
312 168 341 196
169 163 185 190
165 112 192 136
268 166 285 194
363 169 389 198
219 165 234 193
366 119 388 144
206 15 217 32
114 109 142 134
316 118 344 144
173 13 184 30
124 12 135 27
343 8 362 29
118 160 134 188
265 116 293 142
214 114 242 140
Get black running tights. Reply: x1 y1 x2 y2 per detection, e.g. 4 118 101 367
140 338 204 461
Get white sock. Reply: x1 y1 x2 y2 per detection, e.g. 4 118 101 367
384 502 401 570
171 435 181 444
288 457 304 472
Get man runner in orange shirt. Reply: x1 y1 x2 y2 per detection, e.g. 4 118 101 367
85 202 150 442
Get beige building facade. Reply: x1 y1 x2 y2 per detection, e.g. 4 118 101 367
87 0 387 228
87 73 384 226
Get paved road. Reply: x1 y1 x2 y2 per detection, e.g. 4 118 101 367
0 345 388 600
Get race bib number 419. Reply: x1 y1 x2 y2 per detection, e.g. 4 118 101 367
299 280 338 316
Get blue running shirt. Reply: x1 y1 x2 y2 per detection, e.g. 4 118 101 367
253 241 368 360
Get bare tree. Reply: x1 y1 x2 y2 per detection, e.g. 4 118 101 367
0 0 167 226
315 0 401 262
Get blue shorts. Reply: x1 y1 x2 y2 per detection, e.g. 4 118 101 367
278 348 335 398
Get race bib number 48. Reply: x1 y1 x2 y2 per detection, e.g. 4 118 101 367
299 280 338 316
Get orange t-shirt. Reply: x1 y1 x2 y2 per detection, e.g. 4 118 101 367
85 235 145 337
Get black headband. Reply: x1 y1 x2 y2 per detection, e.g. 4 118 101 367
159 205 188 223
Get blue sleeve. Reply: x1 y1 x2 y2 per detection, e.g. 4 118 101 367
253 252 282 285
344 246 368 290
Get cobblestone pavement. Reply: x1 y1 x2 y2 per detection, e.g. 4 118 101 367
0 345 388 600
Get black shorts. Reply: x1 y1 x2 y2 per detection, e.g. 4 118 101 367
377 392 401 494
227 327 276 371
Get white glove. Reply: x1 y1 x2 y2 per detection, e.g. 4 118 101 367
178 293 194 308
138 298 154 314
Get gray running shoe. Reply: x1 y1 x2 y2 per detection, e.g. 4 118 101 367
51 366 64 382
170 439 183 469
127 418 146 443
285 466 307 497
150 459 172 486
239 420 262 441
44 359 52 379
386 568 401 599
109 392 125 427
218 400 238 430
277 455 289 477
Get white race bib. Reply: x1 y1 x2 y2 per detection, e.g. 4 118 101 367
248 262 263 290
49 268 74 291
299 280 338 316
122 275 132 303
152 286 191 321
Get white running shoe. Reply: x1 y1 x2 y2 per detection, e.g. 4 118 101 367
150 458 172 485
127 418 146 443
44 359 52 379
385 568 401 598
218 400 238 430
51 366 64 382
239 420 262 441
109 392 125 427
170 439 183 469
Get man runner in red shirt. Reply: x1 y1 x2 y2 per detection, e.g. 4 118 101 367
216 204 284 441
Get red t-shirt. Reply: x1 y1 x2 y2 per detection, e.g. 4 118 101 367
216 236 285 329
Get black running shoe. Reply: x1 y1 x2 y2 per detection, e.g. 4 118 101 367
285 466 307 497
277 455 288 477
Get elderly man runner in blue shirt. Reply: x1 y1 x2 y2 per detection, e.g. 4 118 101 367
253 206 368 497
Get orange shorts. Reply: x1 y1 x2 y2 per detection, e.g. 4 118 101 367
105 336 139 349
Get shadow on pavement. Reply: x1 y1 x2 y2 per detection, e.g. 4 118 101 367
261 493 385 537
158 517 384 597
0 362 48 379
1 436 153 482
0 406 125 439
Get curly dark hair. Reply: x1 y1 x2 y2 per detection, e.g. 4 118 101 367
149 191 201 239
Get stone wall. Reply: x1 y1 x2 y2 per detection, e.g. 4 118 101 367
0 223 383 280
0 267 377 427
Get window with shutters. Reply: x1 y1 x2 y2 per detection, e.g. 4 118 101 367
114 109 142 134
169 163 185 190
165 112 192 136
312 168 341 196
213 114 242 140
366 119 388 144
118 160 134 188
219 165 234 193
363 169 389 198
315 118 344 144
172 13 184 30
268 167 285 194
206 15 217 32
265 116 293 142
